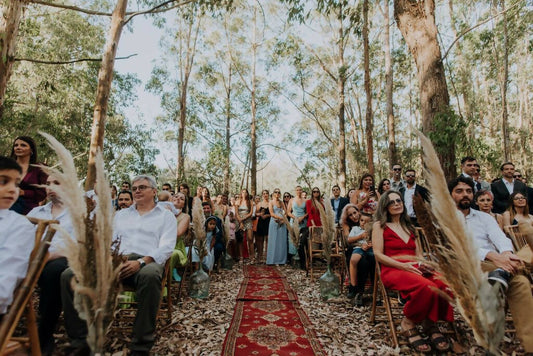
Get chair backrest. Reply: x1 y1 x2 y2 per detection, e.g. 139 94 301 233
0 218 57 354
309 226 324 244
504 224 526 251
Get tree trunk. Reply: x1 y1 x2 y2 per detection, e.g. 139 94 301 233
498 0 510 161
223 63 232 194
249 6 257 197
337 19 347 193
394 0 455 180
85 0 127 191
0 0 27 120
383 0 397 168
363 0 374 175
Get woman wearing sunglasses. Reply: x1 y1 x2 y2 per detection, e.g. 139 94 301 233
372 191 453 353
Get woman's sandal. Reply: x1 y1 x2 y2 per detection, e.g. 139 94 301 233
426 326 450 352
402 327 432 354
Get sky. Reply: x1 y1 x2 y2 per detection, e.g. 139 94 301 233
113 14 306 193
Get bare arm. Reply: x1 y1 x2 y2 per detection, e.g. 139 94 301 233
177 214 190 237
502 211 511 227
371 222 421 275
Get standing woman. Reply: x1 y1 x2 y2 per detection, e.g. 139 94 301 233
352 173 380 215
372 191 453 353
378 179 391 195
287 186 308 269
306 187 324 228
10 136 47 214
255 190 271 263
267 189 288 265
213 194 228 220
170 192 191 281
236 189 255 262
201 186 214 212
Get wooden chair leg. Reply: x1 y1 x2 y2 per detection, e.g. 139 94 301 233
370 268 379 323
308 238 314 282
380 280 399 348
27 300 41 356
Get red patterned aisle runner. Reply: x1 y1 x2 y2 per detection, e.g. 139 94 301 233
222 265 326 356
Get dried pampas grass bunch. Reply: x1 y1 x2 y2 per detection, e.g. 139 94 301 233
316 197 335 264
192 197 207 261
39 132 122 355
413 129 504 354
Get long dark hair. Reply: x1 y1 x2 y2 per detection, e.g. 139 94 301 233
375 190 414 233
507 192 529 223
377 179 390 194
358 173 374 190
10 136 38 164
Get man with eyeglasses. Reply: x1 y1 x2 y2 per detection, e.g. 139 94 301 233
390 164 405 192
330 185 348 225
61 175 177 356
402 169 429 226
491 162 527 214
449 175 533 354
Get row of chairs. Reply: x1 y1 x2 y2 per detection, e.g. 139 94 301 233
0 219 197 355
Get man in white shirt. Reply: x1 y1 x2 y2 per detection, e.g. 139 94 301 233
60 175 176 356
0 157 35 316
402 169 429 226
27 175 74 354
449 175 533 353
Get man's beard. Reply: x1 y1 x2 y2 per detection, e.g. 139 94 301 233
458 200 471 209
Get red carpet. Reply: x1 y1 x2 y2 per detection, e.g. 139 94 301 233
222 265 325 356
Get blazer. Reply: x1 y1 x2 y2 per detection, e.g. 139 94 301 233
331 196 349 223
399 184 430 202
490 179 527 214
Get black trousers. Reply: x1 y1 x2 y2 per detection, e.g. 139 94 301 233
38 257 69 350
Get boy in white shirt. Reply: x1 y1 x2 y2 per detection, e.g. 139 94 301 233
0 156 35 315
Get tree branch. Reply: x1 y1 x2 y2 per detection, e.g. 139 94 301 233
442 0 521 60
14 53 137 64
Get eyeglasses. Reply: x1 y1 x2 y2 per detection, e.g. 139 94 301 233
393 168 401 171
405 174 415 178
312 190 320 193
132 185 151 192
513 196 526 201
273 191 280 194
387 198 403 206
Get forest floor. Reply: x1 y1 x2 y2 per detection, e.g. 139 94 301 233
50 262 521 355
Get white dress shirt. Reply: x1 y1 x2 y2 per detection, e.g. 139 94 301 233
0 209 35 314
27 202 75 254
404 184 416 218
503 179 515 195
461 209 513 261
113 204 177 265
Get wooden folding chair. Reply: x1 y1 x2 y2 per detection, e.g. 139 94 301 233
173 229 194 303
0 218 57 356
330 227 347 291
307 226 325 282
504 224 528 251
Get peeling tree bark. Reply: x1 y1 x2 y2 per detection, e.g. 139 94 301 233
383 0 398 168
363 0 374 175
85 0 127 191
0 0 27 120
394 0 455 179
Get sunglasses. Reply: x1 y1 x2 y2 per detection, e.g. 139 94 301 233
514 175 522 178
312 190 320 193
274 191 280 194
393 168 401 171
387 198 403 206
284 195 290 198
405 174 415 178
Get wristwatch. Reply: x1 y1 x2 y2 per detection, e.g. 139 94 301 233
137 258 146 268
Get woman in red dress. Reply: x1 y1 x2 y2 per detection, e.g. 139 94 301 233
9 136 47 215
372 190 453 353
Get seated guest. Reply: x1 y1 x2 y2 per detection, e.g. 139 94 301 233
61 175 177 355
502 192 533 228
117 190 133 210
373 191 453 353
450 176 533 353
474 190 503 230
352 173 380 215
27 175 75 355
157 190 179 215
169 193 190 281
0 157 35 315
340 204 374 306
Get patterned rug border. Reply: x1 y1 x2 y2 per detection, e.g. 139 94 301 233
220 300 326 356
242 264 284 278
236 276 298 301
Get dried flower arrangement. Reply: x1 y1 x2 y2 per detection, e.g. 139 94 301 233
413 129 504 354
39 132 122 355
191 197 207 262
315 197 335 264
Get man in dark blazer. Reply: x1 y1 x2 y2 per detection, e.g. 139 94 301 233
331 185 349 225
491 162 527 214
402 169 429 226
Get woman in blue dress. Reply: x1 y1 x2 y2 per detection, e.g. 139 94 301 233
266 188 288 265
